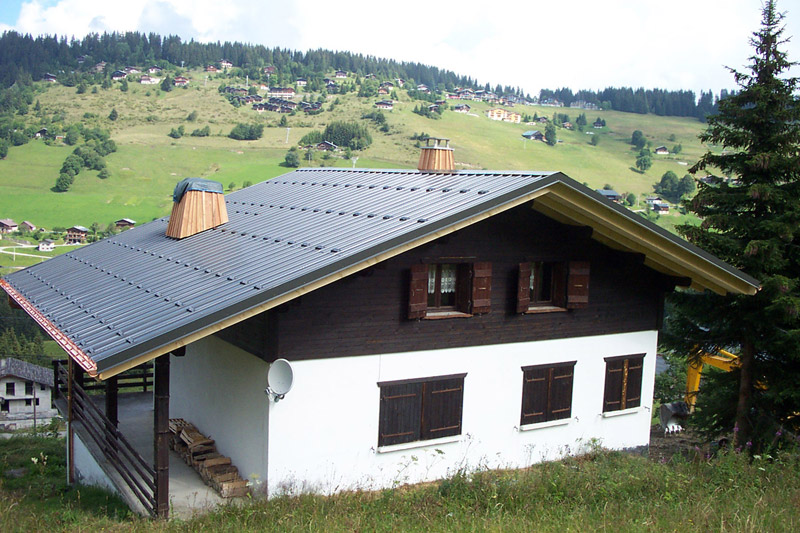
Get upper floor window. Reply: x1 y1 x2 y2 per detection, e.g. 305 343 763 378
5 382 14 396
517 261 590 312
25 381 33 396
409 262 491 319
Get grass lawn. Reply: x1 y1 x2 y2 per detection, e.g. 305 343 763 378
1 434 798 531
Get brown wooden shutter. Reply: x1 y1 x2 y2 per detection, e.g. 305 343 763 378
408 264 428 319
624 356 644 409
603 359 625 412
549 363 575 421
456 263 472 314
566 261 590 309
552 262 567 308
520 367 548 425
422 377 464 440
379 382 422 446
517 263 531 313
471 262 492 314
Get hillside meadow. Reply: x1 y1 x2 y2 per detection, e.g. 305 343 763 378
0 69 712 232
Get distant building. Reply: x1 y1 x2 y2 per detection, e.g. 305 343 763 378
38 239 55 252
66 226 89 244
0 358 58 430
20 221 36 232
596 189 622 203
115 218 136 230
522 130 544 141
654 146 669 155
0 219 18 233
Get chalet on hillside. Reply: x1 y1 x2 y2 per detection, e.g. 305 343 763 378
220 60 233 70
115 218 136 230
0 143 758 517
43 73 57 83
335 70 347 78
0 219 18 233
595 189 622 203
315 141 338 151
205 65 218 73
148 66 163 74
522 130 544 141
173 76 189 87
20 221 36 232
124 66 140 74
111 70 127 81
454 104 471 113
66 226 88 244
140 75 160 85
655 146 669 155
375 100 394 110
0 358 58 430
269 87 296 99
38 239 55 252
296 78 307 86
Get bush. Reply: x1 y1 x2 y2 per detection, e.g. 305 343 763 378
190 125 210 137
55 173 74 192
284 148 300 168
108 108 118 121
229 123 264 140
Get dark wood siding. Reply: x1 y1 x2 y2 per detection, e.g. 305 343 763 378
219 204 670 363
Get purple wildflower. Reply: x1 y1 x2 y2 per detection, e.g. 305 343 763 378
746 440 753 447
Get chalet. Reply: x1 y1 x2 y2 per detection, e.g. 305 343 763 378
205 65 218 73
593 120 605 128
43 73 57 83
111 70 127 81
335 70 347 78
269 87 296 99
35 128 48 139
124 66 140 74
0 219 18 233
0 358 57 430
652 201 670 214
364 74 377 80
457 89 475 100
454 104 471 113
38 239 55 252
487 108 521 123
94 61 107 73
148 66 163 74
522 130 544 141
220 60 233 70
0 143 758 518
296 78 307 86
655 146 669 155
538 116 549 123
76 55 87 64
377 87 390 95
375 100 394 110
395 78 405 87
380 81 394 90
416 84 431 94
563 121 573 130
595 189 622 203
315 141 338 151
20 221 36 232
173 76 189 87
264 66 276 75
65 225 88 244
115 218 136 230
140 75 160 85
428 104 440 112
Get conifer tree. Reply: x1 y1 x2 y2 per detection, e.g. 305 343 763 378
663 0 800 448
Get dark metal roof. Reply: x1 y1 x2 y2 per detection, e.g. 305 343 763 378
1 168 760 378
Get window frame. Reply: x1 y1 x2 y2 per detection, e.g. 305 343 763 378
5 382 15 396
377 373 467 448
25 381 33 396
409 262 491 319
602 354 645 413
520 361 576 426
517 261 590 313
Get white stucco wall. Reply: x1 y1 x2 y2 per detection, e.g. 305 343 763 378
73 430 119 493
171 330 657 498
169 336 269 488
264 330 657 496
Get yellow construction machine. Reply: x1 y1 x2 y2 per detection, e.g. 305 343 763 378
659 349 740 433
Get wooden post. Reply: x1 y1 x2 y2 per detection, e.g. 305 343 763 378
105 376 119 454
67 357 75 484
153 355 170 519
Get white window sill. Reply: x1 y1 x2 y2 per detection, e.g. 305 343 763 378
424 311 472 320
518 417 573 431
602 407 642 418
376 434 463 454
524 305 567 314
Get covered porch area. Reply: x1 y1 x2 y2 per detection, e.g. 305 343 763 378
53 357 226 519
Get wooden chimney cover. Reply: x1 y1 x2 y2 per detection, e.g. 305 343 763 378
166 178 228 239
417 137 455 172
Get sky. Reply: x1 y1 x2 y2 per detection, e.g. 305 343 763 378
1 0 799 97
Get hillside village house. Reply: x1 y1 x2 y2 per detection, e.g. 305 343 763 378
38 239 55 252
487 108 522 123
0 140 758 517
655 146 670 155
0 358 58 430
20 221 36 232
0 219 18 233
66 225 88 244
173 76 189 87
115 218 136 230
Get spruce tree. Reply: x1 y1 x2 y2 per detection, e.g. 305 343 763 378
663 0 800 448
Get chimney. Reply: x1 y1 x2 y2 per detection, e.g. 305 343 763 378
165 178 228 239
417 137 455 172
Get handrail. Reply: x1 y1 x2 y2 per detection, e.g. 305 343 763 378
54 361 156 515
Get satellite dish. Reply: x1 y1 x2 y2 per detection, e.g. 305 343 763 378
266 359 294 401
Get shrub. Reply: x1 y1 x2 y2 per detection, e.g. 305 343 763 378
229 123 264 140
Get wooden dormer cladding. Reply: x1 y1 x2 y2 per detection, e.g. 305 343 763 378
417 137 455 172
166 178 228 239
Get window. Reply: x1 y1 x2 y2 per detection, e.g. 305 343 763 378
25 382 33 396
40 384 46 391
1 401 7 412
5 382 14 396
409 262 491 319
603 354 644 412
520 362 576 425
517 261 590 312
25 399 32 406
378 374 466 447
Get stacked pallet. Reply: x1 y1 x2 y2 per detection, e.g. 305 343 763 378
168 418 250 498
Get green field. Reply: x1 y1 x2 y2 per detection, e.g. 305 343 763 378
0 71 711 232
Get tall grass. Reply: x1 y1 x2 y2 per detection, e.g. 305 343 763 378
2 435 798 532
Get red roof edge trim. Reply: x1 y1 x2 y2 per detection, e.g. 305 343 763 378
0 279 97 377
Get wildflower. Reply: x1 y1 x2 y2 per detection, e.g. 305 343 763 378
746 440 753 447
776 429 783 437
733 423 739 433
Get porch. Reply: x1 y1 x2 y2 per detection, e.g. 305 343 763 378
53 359 226 519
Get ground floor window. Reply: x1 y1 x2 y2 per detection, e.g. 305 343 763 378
520 362 576 425
603 354 644 412
378 374 466 447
